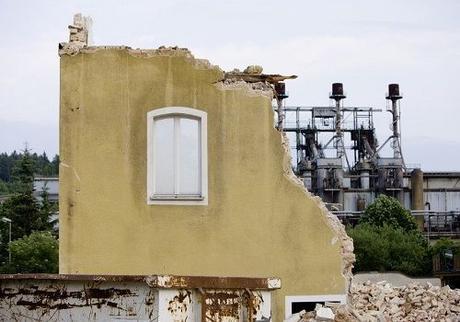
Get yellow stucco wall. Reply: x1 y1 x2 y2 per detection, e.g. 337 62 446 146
59 48 346 320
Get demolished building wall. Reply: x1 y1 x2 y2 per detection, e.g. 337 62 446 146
58 15 354 321
0 274 278 321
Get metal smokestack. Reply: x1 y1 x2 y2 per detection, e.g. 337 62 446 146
331 83 345 97
330 83 346 158
388 84 401 97
386 83 403 159
275 82 288 130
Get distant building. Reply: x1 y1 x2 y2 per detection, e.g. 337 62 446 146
33 177 59 202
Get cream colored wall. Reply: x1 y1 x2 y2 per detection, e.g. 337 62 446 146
59 48 346 321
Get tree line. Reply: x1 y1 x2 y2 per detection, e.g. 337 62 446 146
0 149 58 273
0 151 59 195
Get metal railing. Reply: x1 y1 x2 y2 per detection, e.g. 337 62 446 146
433 253 460 274
416 211 460 240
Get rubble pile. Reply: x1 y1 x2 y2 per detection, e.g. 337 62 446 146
288 281 460 322
354 281 460 320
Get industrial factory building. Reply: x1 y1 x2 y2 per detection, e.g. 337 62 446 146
276 82 460 238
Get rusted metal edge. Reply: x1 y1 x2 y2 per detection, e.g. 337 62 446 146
0 274 281 290
145 275 281 290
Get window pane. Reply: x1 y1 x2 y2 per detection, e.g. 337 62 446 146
154 117 175 195
178 117 200 195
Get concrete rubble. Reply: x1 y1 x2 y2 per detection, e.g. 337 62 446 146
286 281 460 322
59 13 92 55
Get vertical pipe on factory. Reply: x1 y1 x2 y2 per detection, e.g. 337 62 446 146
360 170 370 189
329 83 346 209
330 83 346 158
275 82 287 130
411 168 425 231
386 84 403 159
357 197 366 212
386 84 405 203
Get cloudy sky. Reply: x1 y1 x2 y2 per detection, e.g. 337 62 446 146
1 0 459 170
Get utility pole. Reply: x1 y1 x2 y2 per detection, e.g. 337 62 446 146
1 217 12 263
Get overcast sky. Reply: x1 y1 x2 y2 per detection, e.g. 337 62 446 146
1 0 459 170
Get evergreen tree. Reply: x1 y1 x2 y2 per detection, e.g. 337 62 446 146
39 183 58 235
10 148 35 193
0 150 59 195
0 153 10 182
36 152 52 177
0 150 53 265
51 154 60 175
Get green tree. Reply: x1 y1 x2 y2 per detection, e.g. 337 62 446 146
359 195 417 232
1 231 58 273
348 195 432 276
0 180 10 195
51 154 60 175
348 224 432 276
0 151 20 182
347 223 390 272
39 184 58 235
10 148 35 193
0 150 53 265
0 153 11 182
0 194 48 240
36 152 51 176
0 150 51 237
0 150 59 196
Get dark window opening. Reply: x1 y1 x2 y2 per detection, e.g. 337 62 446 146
291 301 340 314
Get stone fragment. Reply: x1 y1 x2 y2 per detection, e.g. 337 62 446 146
315 307 335 321
284 310 305 322
244 65 263 74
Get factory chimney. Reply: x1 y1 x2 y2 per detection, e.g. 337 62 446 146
275 82 288 130
330 83 346 158
386 84 403 159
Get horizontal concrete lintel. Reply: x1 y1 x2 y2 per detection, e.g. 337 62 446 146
0 274 281 290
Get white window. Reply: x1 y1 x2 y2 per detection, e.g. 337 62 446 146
147 107 208 205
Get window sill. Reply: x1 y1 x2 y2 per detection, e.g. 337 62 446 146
150 195 204 201
148 194 207 206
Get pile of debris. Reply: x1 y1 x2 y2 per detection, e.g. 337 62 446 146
286 281 460 321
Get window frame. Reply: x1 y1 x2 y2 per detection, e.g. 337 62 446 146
147 107 208 205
